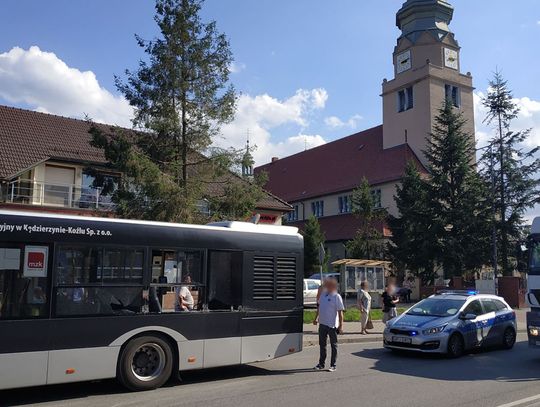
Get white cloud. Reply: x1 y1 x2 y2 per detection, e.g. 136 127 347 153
0 46 132 127
324 113 363 129
229 61 246 74
218 89 329 165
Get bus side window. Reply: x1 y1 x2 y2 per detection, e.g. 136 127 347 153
207 251 242 311
0 246 49 319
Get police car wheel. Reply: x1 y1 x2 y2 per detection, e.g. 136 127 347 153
502 328 516 350
447 333 464 358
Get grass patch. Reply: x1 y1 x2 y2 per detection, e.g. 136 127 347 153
303 307 406 324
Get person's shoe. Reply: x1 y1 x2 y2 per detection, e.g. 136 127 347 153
314 364 325 370
328 365 337 372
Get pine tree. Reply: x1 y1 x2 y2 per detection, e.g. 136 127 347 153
425 101 492 278
90 0 263 223
303 215 325 278
388 161 438 285
346 177 387 260
481 72 540 276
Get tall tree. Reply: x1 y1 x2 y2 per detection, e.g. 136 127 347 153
303 215 326 278
481 71 540 276
346 177 387 260
425 101 492 278
388 161 438 285
90 0 263 223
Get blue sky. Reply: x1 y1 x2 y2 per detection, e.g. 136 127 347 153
0 1 538 183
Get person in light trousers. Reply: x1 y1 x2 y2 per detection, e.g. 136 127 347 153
313 278 344 372
357 281 372 334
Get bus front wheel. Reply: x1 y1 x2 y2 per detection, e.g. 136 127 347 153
118 335 174 391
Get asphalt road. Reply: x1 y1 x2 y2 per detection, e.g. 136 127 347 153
3 334 540 407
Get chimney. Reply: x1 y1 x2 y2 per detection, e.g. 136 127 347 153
271 157 279 163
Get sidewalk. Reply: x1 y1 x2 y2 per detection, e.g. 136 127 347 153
302 308 529 347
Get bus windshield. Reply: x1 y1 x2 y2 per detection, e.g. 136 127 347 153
530 238 540 274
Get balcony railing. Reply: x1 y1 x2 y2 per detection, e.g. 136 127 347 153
1 180 115 211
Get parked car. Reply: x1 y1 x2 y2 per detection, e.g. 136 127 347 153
303 279 321 307
383 290 517 358
309 272 341 284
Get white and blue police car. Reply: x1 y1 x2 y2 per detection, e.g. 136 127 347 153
383 291 517 357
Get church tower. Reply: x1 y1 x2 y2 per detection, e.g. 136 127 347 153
241 138 254 178
382 0 475 167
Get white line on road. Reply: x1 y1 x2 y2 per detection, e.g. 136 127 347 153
496 394 540 407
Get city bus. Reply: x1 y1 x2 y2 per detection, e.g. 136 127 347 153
0 210 303 391
527 217 540 347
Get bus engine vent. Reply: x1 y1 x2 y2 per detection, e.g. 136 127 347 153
276 257 297 300
253 256 275 300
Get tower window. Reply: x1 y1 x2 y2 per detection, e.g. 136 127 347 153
445 84 461 108
397 87 414 112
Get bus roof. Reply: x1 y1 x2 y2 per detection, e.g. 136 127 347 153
532 217 540 235
0 210 300 237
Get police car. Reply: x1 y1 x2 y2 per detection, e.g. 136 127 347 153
383 291 517 357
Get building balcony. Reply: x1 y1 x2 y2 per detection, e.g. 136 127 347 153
0 180 115 211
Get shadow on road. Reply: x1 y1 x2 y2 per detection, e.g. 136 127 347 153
0 364 317 407
353 340 540 383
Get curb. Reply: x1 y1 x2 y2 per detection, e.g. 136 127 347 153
302 329 528 347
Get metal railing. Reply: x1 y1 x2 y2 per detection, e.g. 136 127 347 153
1 180 115 211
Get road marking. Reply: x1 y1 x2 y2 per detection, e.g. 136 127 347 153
496 394 540 407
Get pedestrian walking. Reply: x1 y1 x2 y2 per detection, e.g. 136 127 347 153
313 278 344 372
382 283 399 324
357 281 372 334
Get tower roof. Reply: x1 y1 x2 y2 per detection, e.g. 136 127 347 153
396 0 454 44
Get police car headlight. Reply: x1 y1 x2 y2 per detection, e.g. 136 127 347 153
529 326 540 337
422 325 447 335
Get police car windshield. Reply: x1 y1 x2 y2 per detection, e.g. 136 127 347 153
407 298 466 317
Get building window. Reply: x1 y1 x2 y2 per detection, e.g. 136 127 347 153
338 195 352 214
371 189 382 209
311 201 324 218
397 86 414 112
287 205 300 222
445 84 461 108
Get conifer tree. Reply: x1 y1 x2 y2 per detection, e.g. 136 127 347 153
346 177 387 260
303 215 326 278
425 101 492 277
481 72 540 276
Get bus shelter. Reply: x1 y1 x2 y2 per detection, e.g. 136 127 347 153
331 259 391 308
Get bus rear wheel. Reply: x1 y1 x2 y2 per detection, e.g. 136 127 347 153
118 335 174 391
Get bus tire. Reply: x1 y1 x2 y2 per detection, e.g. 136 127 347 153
118 335 174 391
502 327 516 350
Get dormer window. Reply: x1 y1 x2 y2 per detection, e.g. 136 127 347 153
397 86 414 112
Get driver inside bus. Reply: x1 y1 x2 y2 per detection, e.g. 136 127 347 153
176 275 194 311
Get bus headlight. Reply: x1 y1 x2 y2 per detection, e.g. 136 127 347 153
529 326 540 337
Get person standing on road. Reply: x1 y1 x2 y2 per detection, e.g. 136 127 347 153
382 283 399 324
357 281 372 335
313 278 344 372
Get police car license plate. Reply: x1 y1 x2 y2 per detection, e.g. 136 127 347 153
393 336 412 344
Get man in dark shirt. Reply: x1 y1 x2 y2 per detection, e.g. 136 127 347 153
382 283 399 324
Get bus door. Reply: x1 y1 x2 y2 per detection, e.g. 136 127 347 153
0 243 51 389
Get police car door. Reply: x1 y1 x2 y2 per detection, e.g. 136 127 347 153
461 299 485 348
480 299 500 346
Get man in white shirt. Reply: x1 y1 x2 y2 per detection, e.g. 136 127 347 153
313 278 344 372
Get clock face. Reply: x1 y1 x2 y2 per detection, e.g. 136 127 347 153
444 48 459 70
396 50 412 74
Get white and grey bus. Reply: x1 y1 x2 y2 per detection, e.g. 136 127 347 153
0 210 303 391
527 217 540 347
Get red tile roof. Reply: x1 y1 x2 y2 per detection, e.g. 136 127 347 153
0 105 291 212
289 213 390 242
255 125 426 202
0 105 107 179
